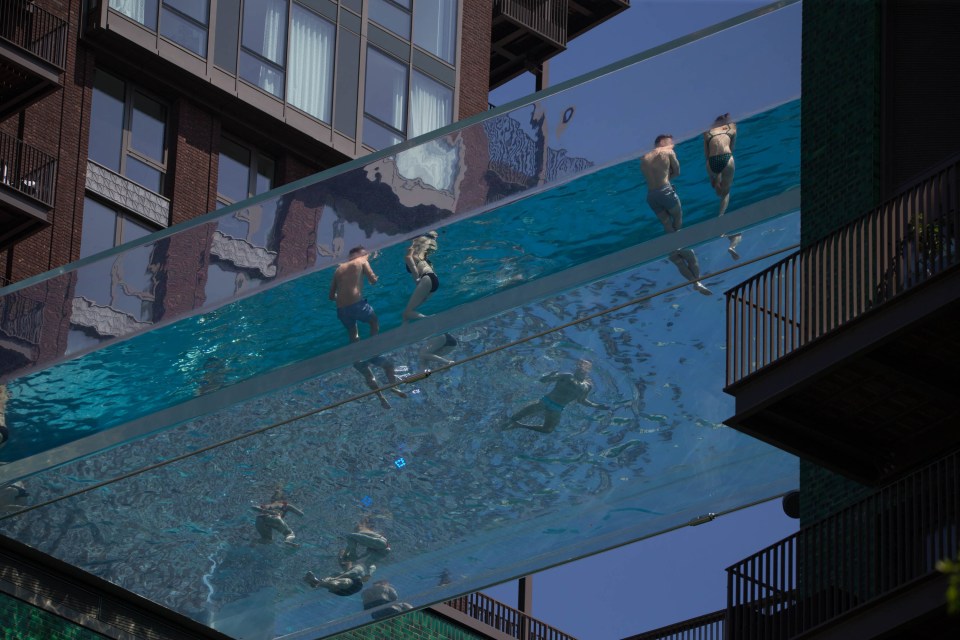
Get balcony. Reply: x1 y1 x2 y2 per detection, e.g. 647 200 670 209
725 153 960 484
726 450 960 639
489 0 629 88
0 1 67 119
622 610 724 640
0 130 56 252
438 592 578 640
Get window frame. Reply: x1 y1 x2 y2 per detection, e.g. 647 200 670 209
216 135 276 207
90 69 170 195
159 0 211 57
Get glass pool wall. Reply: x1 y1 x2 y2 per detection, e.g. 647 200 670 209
0 2 802 638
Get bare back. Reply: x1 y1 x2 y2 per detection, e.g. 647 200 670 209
640 147 679 190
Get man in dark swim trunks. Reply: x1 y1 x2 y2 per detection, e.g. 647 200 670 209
505 359 609 433
330 246 380 342
304 561 375 596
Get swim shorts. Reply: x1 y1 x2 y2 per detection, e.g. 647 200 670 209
646 183 681 213
337 298 375 330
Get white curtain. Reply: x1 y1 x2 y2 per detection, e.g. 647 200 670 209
260 0 286 96
414 0 458 63
288 6 335 122
110 0 147 25
396 72 455 191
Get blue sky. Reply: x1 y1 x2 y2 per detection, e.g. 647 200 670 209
482 3 801 639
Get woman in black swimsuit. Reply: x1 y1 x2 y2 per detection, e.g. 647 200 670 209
704 113 742 259
402 230 440 322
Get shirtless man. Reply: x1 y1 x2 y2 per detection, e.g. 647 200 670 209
330 246 379 342
640 135 712 296
505 359 609 434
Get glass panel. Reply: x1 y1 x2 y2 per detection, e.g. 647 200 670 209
214 0 240 73
364 47 407 131
130 92 166 163
162 0 208 24
0 6 803 636
255 155 274 196
124 156 162 192
369 0 411 40
414 0 456 63
78 197 118 259
109 0 158 30
242 0 287 65
287 4 335 122
218 137 252 202
409 70 451 136
160 5 208 56
239 51 285 98
362 115 403 150
333 28 360 138
89 70 125 172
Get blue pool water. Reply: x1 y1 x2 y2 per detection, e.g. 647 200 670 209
1 100 799 467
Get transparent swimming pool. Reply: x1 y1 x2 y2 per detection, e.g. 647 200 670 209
0 3 801 638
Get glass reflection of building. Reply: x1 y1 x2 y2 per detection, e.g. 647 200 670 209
0 1 632 638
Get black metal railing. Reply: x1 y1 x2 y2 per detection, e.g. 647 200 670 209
445 592 579 640
0 130 57 207
0 1 68 69
495 0 568 47
621 610 725 640
727 450 960 638
727 152 960 386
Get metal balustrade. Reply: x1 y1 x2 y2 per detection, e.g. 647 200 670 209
727 152 960 386
622 610 725 640
495 0 568 47
0 1 68 69
726 450 960 638
445 592 579 640
0 130 57 207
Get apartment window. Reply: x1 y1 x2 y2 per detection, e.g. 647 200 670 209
217 137 275 207
362 48 453 151
109 0 210 56
160 0 209 56
369 0 411 39
363 47 408 149
89 70 168 194
109 0 159 30
240 0 288 98
76 197 158 322
414 0 457 63
287 4 335 122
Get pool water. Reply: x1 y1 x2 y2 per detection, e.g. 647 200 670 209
1 100 800 470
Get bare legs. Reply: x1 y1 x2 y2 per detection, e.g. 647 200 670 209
402 276 434 323
713 158 741 259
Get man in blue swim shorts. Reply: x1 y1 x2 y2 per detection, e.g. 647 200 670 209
640 135 712 296
505 359 609 433
330 246 380 342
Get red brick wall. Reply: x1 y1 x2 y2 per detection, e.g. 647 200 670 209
3 0 92 284
169 98 219 225
458 0 492 120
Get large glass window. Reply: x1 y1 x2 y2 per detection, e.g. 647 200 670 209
89 70 168 194
109 0 159 30
217 137 275 207
363 47 407 149
414 0 457 63
76 197 159 328
160 0 209 56
287 4 335 122
240 0 288 98
369 0 411 39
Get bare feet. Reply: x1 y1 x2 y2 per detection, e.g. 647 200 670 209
693 281 713 296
